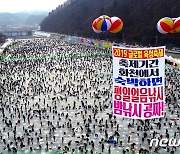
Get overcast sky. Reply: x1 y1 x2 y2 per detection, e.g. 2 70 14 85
0 0 67 13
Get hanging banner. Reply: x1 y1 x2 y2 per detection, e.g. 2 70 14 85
112 46 165 119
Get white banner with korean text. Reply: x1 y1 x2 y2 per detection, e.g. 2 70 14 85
113 46 165 119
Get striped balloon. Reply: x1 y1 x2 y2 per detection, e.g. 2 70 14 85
92 15 112 32
157 17 174 34
173 17 180 33
170 18 177 33
92 18 102 33
109 17 123 33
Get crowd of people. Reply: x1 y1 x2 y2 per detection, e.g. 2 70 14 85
0 36 179 153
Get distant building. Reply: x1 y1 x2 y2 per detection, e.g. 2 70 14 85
2 30 32 37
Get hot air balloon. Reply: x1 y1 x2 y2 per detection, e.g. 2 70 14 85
92 15 112 33
156 17 174 34
109 17 123 33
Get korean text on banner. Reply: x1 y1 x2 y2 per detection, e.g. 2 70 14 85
112 46 165 119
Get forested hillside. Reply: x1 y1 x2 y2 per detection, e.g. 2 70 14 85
41 0 180 46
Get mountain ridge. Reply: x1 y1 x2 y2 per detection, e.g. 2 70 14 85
0 11 48 27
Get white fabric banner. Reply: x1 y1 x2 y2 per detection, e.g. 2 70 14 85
112 46 165 119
